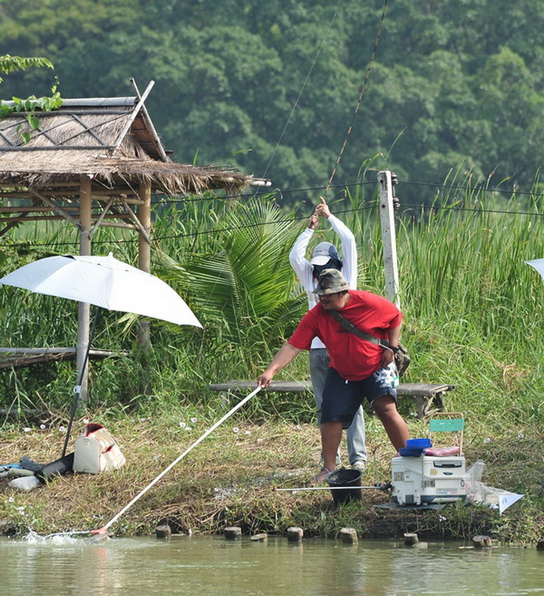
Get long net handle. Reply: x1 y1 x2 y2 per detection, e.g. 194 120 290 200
92 386 263 534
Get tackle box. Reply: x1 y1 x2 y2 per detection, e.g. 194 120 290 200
391 454 466 505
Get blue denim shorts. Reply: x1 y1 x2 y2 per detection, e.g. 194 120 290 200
321 365 398 428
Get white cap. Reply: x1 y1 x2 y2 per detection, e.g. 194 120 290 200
310 242 339 266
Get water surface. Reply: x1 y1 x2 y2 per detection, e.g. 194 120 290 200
1 533 543 595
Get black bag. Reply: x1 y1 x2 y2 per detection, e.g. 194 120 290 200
329 310 411 377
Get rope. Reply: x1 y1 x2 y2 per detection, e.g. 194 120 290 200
324 0 388 195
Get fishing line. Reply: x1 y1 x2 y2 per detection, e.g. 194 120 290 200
261 11 338 180
276 483 390 492
323 0 388 196
90 385 263 535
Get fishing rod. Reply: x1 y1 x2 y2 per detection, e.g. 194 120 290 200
37 386 263 540
276 482 392 492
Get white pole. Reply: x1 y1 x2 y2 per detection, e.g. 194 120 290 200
377 170 400 308
92 386 263 534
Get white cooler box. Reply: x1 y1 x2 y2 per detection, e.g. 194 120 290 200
391 454 466 505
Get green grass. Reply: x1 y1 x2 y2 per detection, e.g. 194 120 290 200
1 183 544 542
2 187 544 425
0 415 542 543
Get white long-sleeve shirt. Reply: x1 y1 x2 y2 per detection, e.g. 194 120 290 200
289 213 358 349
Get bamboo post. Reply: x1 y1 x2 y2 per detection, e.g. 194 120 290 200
77 177 92 402
377 170 400 308
137 180 152 395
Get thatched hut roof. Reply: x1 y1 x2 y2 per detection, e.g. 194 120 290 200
0 93 268 196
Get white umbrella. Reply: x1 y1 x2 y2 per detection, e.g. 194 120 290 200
527 259 544 281
0 252 201 327
0 253 202 455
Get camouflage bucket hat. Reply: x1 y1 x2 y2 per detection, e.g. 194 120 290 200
313 269 350 295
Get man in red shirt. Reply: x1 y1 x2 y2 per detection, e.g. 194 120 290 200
257 269 410 483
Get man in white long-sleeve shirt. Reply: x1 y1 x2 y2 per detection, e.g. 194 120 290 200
289 197 367 472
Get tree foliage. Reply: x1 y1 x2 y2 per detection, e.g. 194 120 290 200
0 0 543 204
0 55 53 84
0 53 63 142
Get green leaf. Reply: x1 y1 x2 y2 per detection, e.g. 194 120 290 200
27 115 40 130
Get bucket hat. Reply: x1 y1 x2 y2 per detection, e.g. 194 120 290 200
313 269 350 295
310 242 340 266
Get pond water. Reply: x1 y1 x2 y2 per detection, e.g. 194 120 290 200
1 533 543 595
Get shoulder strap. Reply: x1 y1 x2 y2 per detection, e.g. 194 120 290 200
328 309 390 348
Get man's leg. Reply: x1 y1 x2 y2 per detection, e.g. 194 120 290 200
320 421 343 473
346 406 367 466
309 348 328 425
310 349 342 465
372 395 409 451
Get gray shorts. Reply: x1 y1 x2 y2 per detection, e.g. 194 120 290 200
321 365 398 429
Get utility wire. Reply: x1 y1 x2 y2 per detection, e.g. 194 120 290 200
2 203 379 249
4 173 544 251
156 179 376 205
5 194 544 251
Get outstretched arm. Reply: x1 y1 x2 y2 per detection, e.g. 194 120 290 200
257 343 302 388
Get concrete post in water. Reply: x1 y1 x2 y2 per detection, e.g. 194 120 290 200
155 524 172 540
472 535 492 548
224 527 242 540
287 527 304 542
251 533 268 542
340 528 358 544
403 532 419 546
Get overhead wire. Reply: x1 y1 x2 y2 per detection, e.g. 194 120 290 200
154 179 376 206
4 182 544 251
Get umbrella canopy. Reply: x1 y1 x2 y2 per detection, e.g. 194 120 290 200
527 259 544 281
0 253 201 327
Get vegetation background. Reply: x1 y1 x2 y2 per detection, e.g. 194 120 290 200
1 0 544 541
1 0 544 204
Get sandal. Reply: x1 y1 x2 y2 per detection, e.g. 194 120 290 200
311 467 333 485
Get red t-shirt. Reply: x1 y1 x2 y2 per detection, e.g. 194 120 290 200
288 290 403 381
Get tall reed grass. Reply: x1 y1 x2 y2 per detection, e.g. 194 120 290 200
1 181 544 431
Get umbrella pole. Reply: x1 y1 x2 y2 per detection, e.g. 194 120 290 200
61 308 100 457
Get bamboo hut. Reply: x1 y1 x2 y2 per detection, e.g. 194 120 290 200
0 80 270 398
